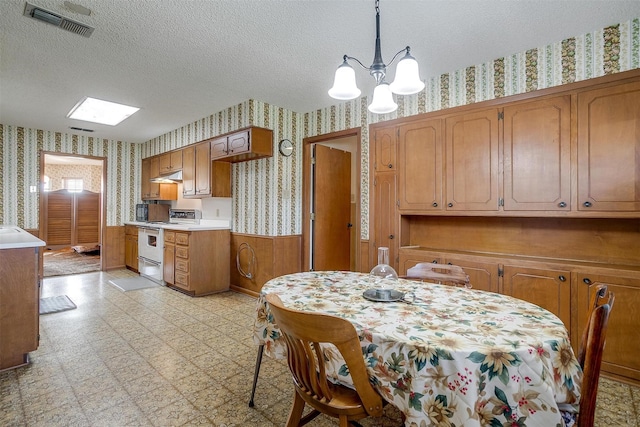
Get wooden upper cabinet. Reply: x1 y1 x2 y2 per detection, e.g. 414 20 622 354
373 126 397 171
577 80 640 211
194 141 211 196
503 96 571 211
211 127 273 162
445 108 500 211
159 150 183 174
141 157 151 199
148 156 161 198
182 146 196 197
398 119 443 210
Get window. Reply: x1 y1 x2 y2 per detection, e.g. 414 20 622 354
64 177 83 192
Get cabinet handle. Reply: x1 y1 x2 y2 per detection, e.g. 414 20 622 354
432 202 438 207
388 163 393 168
583 201 592 208
432 260 438 264
558 275 566 282
583 277 592 285
558 202 566 208
447 262 452 265
448 202 453 208
389 234 394 239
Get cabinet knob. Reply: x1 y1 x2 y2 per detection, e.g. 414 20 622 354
432 260 438 264
389 234 394 239
447 202 453 208
583 201 592 208
388 163 393 168
583 277 592 285
432 202 438 207
558 202 567 208
558 275 566 282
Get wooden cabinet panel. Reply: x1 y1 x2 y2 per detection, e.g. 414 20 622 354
503 96 571 211
194 141 211 196
228 130 250 155
398 250 442 274
576 272 640 382
163 243 174 284
211 127 273 162
398 119 443 210
211 136 228 159
445 108 500 211
125 225 138 272
374 173 398 270
148 156 161 198
502 265 571 329
443 255 499 293
159 150 182 174
373 126 397 171
577 80 640 211
182 146 196 197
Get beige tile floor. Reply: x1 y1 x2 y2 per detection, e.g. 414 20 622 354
1 269 639 426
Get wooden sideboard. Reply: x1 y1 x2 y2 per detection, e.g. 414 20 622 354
369 69 640 385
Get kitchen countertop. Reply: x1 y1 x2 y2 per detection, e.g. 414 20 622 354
0 225 46 249
125 220 231 231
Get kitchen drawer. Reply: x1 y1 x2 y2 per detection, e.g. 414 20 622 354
175 247 189 259
164 231 175 243
175 258 189 273
175 233 190 245
175 271 190 288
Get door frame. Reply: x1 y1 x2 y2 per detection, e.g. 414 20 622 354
38 151 107 276
302 128 361 272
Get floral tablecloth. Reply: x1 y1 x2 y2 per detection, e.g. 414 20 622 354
253 271 582 427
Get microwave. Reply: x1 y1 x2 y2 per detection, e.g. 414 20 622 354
135 203 169 222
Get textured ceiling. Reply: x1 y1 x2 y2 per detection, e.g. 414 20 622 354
1 0 639 143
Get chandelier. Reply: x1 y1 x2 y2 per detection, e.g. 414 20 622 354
328 0 425 114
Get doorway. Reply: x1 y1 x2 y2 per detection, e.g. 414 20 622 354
302 128 361 272
39 152 106 277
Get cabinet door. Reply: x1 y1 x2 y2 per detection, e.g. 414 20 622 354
373 173 398 270
182 146 196 197
398 251 443 276
444 256 499 293
169 150 182 171
502 265 571 329
194 141 211 195
228 130 250 155
141 158 151 199
159 153 172 174
577 80 640 211
576 273 640 382
503 96 571 211
445 109 500 211
211 136 228 159
163 243 174 284
373 126 397 171
149 156 160 198
398 119 443 210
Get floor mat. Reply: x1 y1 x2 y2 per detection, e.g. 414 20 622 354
108 276 160 292
40 295 77 315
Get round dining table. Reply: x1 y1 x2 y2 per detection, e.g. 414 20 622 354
253 271 582 426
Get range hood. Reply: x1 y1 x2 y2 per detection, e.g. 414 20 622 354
151 170 182 183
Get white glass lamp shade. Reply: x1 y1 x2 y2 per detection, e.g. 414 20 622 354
389 53 425 95
368 82 398 114
328 62 361 100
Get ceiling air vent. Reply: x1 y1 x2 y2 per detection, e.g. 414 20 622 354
23 2 94 37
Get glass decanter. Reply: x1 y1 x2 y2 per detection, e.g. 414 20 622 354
370 247 398 291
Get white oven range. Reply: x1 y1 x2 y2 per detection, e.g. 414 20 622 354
138 225 164 284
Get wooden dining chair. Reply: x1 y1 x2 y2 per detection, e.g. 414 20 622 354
401 262 471 288
265 293 384 427
574 286 615 427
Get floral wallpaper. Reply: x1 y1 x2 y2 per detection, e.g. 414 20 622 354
44 164 102 193
1 19 638 236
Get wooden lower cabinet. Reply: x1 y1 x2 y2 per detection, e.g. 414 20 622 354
0 247 39 371
124 225 138 272
163 229 230 296
502 265 572 330
576 272 640 382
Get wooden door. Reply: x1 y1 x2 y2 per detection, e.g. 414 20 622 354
503 96 571 211
373 173 398 271
444 255 499 293
373 126 397 171
576 272 640 382
577 80 640 211
211 136 228 159
182 146 195 197
502 265 571 329
75 190 100 245
228 130 250 155
45 190 73 246
312 144 351 271
445 108 500 211
398 119 443 210
194 141 211 195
